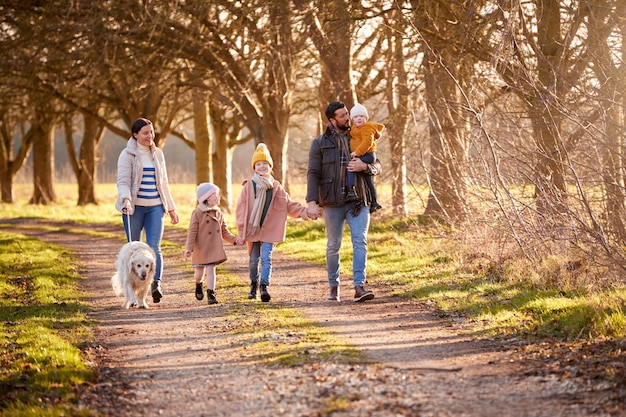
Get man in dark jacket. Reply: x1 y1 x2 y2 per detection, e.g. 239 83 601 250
306 101 381 303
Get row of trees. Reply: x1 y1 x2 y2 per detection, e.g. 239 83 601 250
1 1 625 275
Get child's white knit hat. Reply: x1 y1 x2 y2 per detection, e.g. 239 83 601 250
197 182 218 204
350 103 369 119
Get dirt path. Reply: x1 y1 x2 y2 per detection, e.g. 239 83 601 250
4 219 623 416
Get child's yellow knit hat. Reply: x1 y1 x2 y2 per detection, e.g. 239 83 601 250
251 143 273 170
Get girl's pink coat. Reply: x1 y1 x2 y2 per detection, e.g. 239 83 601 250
236 179 308 244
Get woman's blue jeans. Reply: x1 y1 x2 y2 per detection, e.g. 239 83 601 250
122 204 165 282
323 203 370 288
249 241 275 286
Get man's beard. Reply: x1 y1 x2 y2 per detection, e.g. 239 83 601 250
337 120 350 132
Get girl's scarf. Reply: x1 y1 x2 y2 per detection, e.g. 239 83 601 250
247 173 274 237
198 202 219 213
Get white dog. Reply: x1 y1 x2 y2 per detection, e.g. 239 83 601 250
111 241 156 309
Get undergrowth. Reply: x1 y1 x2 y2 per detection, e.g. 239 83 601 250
282 216 626 340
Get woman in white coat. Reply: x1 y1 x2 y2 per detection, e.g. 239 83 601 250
116 118 179 304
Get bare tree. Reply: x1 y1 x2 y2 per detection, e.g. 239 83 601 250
64 109 105 205
409 1 487 222
586 0 626 241
210 100 251 213
383 6 411 217
0 3 68 204
176 78 251 213
30 106 57 204
300 0 358 108
0 105 33 203
140 0 304 185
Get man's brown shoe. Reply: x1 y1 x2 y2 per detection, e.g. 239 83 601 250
353 285 374 302
328 286 340 302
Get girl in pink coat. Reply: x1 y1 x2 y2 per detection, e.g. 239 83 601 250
185 183 244 304
236 144 318 302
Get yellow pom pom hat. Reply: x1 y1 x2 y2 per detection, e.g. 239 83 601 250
251 143 273 170
197 182 218 204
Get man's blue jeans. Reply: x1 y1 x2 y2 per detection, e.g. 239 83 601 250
122 204 165 282
249 241 275 286
323 203 370 288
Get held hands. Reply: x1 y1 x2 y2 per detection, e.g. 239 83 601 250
234 237 245 246
306 202 320 220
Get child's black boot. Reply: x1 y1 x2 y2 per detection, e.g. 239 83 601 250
369 201 383 213
345 186 358 201
260 284 271 302
207 289 218 305
195 283 204 300
248 280 258 299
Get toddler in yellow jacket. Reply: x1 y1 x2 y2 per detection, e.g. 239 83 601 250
347 103 384 213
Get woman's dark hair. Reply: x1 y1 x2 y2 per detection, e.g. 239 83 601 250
325 101 346 121
131 118 153 135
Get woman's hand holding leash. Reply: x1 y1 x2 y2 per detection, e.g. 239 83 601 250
122 199 133 215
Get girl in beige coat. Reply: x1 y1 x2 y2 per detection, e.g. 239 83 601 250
235 144 318 302
185 183 244 304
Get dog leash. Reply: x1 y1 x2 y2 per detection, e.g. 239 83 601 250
124 209 132 243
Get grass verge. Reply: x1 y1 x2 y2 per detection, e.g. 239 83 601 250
0 231 95 417
281 216 626 340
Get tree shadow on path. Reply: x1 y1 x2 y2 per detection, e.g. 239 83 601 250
2 218 622 417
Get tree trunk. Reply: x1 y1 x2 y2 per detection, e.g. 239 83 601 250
213 134 234 214
305 0 356 106
210 102 241 214
530 0 568 218
422 54 468 222
588 1 626 241
260 114 290 190
193 88 212 185
0 113 34 203
0 171 13 203
254 0 294 187
602 103 626 240
30 111 56 205
385 11 409 217
65 113 102 206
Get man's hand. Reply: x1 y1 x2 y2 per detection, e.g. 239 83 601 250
349 158 381 176
347 157 368 172
306 205 320 220
307 201 321 219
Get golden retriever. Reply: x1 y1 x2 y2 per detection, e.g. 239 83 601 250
111 241 156 309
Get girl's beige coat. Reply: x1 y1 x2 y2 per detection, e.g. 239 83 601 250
185 209 237 265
